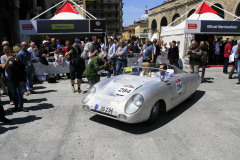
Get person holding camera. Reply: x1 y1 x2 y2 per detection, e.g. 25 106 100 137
186 40 203 74
66 42 85 93
1 45 28 112
84 52 111 86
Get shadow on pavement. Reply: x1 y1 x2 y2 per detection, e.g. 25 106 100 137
25 98 47 103
27 103 54 111
33 86 47 90
90 90 205 134
202 77 214 83
34 90 57 94
0 126 18 134
0 115 42 134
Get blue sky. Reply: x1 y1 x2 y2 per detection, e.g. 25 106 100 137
123 0 165 26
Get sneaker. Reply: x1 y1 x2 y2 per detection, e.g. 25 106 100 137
18 108 29 112
77 88 82 94
30 90 36 94
24 92 29 96
10 101 14 105
72 86 76 93
236 82 240 85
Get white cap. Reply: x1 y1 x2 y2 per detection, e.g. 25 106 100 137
42 40 48 44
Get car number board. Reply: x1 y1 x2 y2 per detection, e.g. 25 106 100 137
116 87 134 96
176 79 183 95
95 104 113 115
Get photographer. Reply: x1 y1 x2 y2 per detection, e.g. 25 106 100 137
66 42 85 93
84 52 111 86
1 45 28 112
186 40 203 74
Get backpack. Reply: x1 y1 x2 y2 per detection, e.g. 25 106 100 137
39 57 48 65
11 60 27 83
81 42 93 59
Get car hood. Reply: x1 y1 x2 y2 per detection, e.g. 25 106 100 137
96 75 158 98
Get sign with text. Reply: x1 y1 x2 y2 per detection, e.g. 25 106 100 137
37 20 89 33
201 20 240 34
185 20 201 34
19 20 38 35
90 20 106 32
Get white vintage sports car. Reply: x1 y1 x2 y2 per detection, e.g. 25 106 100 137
82 65 201 123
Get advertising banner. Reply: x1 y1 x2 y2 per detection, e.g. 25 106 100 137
90 20 106 32
37 20 89 33
19 20 38 35
19 19 106 35
185 20 201 34
201 20 240 34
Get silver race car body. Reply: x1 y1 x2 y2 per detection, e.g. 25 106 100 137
82 66 201 123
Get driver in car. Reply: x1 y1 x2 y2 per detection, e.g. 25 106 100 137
140 62 151 77
154 64 175 81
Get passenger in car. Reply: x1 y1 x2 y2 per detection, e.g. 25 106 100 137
140 62 150 77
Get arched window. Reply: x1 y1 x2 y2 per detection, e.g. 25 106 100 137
211 3 224 19
187 9 196 18
172 13 180 26
160 17 168 27
151 19 157 31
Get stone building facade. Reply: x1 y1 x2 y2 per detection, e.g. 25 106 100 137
148 0 240 38
85 0 123 35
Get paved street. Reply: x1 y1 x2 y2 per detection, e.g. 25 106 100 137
0 67 240 160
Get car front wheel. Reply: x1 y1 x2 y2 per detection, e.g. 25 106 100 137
148 102 160 123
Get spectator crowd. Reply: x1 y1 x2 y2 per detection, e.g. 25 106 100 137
1 33 240 123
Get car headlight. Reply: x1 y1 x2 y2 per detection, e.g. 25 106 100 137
82 86 96 104
125 94 144 114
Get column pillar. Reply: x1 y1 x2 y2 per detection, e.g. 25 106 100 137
8 0 20 45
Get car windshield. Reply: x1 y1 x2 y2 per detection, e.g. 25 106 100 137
123 66 175 80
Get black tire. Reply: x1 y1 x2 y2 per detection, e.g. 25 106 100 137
148 102 160 124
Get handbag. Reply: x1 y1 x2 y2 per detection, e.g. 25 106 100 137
229 53 235 63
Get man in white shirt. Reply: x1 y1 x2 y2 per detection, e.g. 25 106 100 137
27 42 38 58
107 38 117 78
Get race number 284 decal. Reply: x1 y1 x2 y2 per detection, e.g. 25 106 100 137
176 79 183 94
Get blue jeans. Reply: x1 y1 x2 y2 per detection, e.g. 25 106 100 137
24 67 34 92
238 60 240 82
107 59 117 78
116 60 127 75
6 78 25 108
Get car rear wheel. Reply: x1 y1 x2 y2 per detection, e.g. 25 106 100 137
148 102 160 123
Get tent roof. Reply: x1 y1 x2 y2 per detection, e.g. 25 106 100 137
51 12 85 20
51 1 85 20
195 2 218 14
161 2 223 33
55 1 78 14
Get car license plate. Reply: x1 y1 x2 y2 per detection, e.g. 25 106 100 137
116 87 134 96
95 104 113 115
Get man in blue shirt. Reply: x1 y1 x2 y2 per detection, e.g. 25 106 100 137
18 41 35 95
107 38 117 78
116 40 128 75
229 40 240 79
141 39 153 63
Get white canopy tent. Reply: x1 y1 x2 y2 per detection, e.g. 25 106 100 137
159 0 240 69
160 1 224 60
